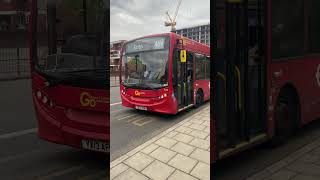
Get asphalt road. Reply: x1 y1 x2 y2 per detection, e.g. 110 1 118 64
110 86 210 161
213 118 320 180
0 80 108 180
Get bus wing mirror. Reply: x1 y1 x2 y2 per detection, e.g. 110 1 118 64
180 50 186 63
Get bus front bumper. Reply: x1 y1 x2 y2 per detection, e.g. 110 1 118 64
34 99 109 153
121 93 178 114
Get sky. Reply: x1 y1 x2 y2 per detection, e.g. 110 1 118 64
110 0 210 42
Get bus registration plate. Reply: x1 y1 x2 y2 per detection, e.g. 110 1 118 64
135 106 147 111
81 139 109 153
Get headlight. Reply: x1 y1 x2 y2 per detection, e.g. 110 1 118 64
37 91 42 99
42 96 48 104
49 101 54 107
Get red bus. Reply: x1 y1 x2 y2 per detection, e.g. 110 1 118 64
212 0 320 162
119 33 210 114
29 0 109 153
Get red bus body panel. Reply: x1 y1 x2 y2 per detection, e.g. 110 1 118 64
121 86 178 114
212 0 320 162
29 0 109 151
31 74 109 149
268 57 320 132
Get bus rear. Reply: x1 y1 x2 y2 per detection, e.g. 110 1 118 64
30 0 109 153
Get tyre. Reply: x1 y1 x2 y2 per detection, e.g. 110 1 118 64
270 94 298 147
195 91 203 108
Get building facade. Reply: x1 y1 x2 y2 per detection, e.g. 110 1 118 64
0 0 31 32
174 23 210 46
110 40 126 72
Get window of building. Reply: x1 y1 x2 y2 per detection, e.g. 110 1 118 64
17 13 27 30
0 15 10 31
272 0 305 59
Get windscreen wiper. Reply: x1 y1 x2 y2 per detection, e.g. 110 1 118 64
64 68 107 73
45 75 81 87
123 83 158 90
123 84 140 90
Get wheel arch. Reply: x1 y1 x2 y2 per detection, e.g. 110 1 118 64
196 88 204 100
275 82 302 128
194 87 204 105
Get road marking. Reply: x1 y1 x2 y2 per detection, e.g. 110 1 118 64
132 118 154 127
110 102 122 106
124 115 154 127
111 108 127 114
117 114 154 126
126 115 144 123
0 149 44 164
36 165 85 180
0 128 37 139
117 114 137 121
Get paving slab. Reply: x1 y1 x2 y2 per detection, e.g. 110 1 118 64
247 137 320 180
110 106 210 180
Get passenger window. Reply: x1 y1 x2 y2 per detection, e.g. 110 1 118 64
309 1 320 53
195 54 206 80
205 56 210 80
272 0 305 59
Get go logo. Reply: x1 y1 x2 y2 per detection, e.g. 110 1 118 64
80 92 96 107
135 90 145 96
135 90 141 96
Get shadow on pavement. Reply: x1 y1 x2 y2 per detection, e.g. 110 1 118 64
213 119 320 180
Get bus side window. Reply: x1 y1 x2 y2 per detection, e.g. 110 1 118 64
205 56 210 80
187 52 193 81
195 54 206 80
172 49 179 87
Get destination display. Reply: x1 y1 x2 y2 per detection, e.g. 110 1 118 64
125 37 168 54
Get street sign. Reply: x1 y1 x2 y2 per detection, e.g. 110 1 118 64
180 50 186 63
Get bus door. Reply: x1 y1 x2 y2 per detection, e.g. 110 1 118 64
213 0 267 156
173 49 193 110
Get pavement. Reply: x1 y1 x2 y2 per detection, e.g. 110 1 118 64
110 106 210 180
247 137 320 180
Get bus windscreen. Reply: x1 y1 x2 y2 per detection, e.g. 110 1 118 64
35 0 108 89
122 37 170 89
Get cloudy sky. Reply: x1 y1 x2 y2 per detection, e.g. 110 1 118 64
110 0 210 42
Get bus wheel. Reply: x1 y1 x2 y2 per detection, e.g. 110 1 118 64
195 91 203 108
270 99 295 147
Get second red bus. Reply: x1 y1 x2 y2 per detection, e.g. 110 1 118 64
120 33 210 114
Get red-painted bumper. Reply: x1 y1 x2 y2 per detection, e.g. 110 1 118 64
34 98 109 152
121 93 178 114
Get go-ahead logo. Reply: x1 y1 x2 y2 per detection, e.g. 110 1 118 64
80 92 108 107
135 90 145 96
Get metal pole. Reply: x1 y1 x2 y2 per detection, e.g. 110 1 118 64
17 48 20 77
